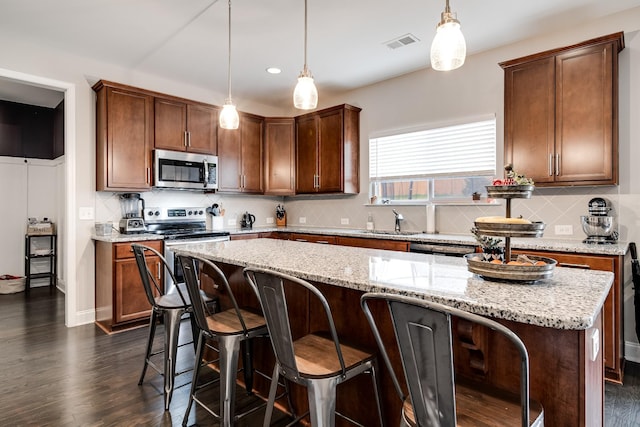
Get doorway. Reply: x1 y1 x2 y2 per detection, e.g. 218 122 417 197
0 67 77 326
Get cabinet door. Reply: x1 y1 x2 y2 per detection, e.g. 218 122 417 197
240 115 264 193
114 257 156 323
217 126 242 191
186 104 218 154
99 87 153 191
154 98 187 151
264 118 295 195
317 109 344 192
295 115 318 193
290 233 336 244
555 42 615 184
504 57 555 184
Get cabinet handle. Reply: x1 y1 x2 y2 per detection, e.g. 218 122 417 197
146 167 151 184
157 263 161 279
555 153 560 176
184 131 188 147
316 240 330 244
549 154 553 176
295 238 308 242
559 262 591 269
187 131 191 147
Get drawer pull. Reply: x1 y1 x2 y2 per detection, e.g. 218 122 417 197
559 262 591 269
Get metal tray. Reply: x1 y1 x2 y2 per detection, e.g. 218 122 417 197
486 184 534 199
473 221 546 238
465 253 557 283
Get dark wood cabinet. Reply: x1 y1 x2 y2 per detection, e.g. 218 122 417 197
154 98 218 155
94 81 153 191
218 112 264 193
513 248 624 383
336 236 409 251
501 32 624 186
95 239 163 333
289 233 336 244
264 118 295 195
295 104 360 194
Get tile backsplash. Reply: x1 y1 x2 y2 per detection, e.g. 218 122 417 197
95 185 626 242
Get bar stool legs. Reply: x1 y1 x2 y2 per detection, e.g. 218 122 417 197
163 307 187 411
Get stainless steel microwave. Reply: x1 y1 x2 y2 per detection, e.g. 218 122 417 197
154 149 218 190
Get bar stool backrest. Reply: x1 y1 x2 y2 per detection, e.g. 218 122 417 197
244 268 348 381
361 293 531 427
132 243 187 307
177 254 250 336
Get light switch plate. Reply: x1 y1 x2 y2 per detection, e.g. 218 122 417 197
228 219 237 226
79 207 94 220
299 217 307 224
266 217 274 224
555 225 573 235
341 218 349 225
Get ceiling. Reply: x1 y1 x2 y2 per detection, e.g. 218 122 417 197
0 0 639 108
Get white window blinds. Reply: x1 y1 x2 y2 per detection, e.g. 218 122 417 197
369 118 496 180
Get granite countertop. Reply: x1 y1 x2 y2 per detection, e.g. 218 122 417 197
92 226 629 256
173 238 613 331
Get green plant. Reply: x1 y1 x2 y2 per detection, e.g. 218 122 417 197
470 227 503 250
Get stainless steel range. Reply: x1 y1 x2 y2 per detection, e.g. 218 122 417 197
144 206 230 292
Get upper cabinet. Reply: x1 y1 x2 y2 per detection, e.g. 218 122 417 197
94 81 153 191
501 32 624 187
264 118 295 196
217 112 264 193
295 104 361 194
154 98 218 155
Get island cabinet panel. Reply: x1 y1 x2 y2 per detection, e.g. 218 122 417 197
295 104 361 194
514 248 623 383
154 98 218 155
289 233 336 244
264 118 295 195
217 112 264 193
501 32 623 187
94 81 153 191
95 240 163 333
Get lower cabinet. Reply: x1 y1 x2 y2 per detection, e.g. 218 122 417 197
336 236 409 251
514 249 624 383
95 240 163 333
289 233 336 244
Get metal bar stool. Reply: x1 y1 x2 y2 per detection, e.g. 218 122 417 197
178 254 273 427
132 243 214 411
244 267 384 427
361 292 544 427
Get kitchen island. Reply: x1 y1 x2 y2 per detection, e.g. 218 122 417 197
175 238 613 426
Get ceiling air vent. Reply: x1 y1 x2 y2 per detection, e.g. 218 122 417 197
384 33 420 50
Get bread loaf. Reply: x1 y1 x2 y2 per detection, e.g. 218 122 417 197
475 216 531 224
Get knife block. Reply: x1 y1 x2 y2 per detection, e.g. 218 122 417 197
276 214 286 227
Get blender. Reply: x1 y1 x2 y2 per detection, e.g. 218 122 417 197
118 193 146 234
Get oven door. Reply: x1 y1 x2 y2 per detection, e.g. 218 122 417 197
163 236 230 293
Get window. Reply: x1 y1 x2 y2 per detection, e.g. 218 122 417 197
369 118 496 204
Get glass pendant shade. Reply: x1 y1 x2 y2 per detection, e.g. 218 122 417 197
430 2 466 71
219 99 239 129
293 69 318 110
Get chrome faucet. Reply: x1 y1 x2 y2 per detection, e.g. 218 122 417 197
392 209 404 233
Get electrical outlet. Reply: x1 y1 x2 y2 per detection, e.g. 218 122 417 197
79 207 94 220
554 225 573 235
228 219 237 226
266 217 274 224
341 218 349 225
299 217 306 224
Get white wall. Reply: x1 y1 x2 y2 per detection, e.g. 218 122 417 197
0 157 60 287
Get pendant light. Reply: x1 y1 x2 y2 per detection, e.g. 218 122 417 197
430 0 466 71
219 0 239 129
293 0 318 110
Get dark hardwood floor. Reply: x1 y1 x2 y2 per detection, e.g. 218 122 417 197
2 287 640 426
0 288 293 426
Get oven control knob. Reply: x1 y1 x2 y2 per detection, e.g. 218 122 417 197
198 210 203 215
188 210 193 215
154 210 160 216
147 210 154 216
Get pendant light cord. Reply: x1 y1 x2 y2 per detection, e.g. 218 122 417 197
303 0 308 71
227 0 232 100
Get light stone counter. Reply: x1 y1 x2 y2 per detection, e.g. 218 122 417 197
174 238 613 330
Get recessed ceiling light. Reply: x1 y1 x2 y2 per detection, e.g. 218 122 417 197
266 67 282 74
